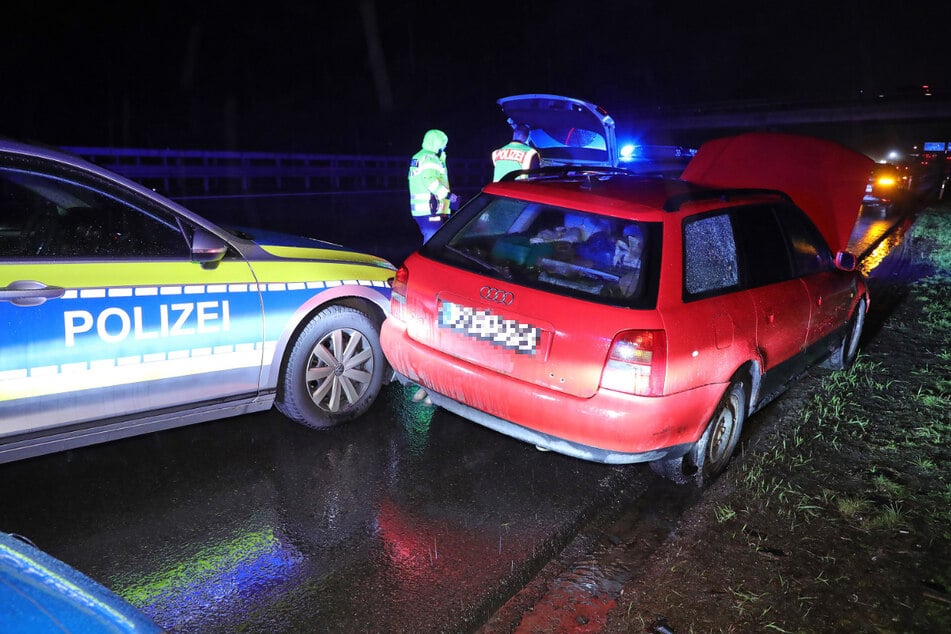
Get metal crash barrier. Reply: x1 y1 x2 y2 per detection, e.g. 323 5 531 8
62 146 492 198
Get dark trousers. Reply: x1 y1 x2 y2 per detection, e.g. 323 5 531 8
414 215 445 243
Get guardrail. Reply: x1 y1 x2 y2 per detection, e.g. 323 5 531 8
63 146 493 197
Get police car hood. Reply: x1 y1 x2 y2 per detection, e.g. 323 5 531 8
681 132 873 253
228 225 395 269
498 94 617 168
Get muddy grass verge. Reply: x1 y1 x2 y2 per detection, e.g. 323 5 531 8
604 206 951 633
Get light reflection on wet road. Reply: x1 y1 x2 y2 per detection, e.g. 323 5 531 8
850 201 911 271
0 382 641 632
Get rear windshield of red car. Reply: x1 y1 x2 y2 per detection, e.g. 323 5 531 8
423 194 661 309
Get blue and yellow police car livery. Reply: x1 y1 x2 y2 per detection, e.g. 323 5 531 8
0 139 395 463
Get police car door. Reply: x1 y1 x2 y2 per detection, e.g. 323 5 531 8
0 161 264 439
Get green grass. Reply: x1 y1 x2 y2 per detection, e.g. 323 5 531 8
729 585 769 615
690 207 950 629
727 205 951 530
713 503 736 523
910 206 951 271
835 495 871 519
867 502 909 531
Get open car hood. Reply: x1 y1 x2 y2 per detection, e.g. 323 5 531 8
498 94 618 168
681 132 873 253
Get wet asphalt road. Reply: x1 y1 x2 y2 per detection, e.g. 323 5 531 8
0 383 646 632
0 192 909 633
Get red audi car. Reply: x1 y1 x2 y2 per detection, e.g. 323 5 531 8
380 132 872 486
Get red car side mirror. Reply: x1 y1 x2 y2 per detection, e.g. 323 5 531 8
835 251 857 272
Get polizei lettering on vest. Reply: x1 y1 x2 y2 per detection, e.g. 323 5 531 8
63 301 232 346
492 148 528 162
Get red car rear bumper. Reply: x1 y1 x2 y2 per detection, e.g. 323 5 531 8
382 318 726 464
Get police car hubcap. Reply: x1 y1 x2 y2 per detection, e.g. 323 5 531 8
306 328 374 412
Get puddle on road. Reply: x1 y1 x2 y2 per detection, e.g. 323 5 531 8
860 216 913 276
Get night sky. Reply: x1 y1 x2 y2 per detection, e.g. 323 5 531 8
3 1 949 157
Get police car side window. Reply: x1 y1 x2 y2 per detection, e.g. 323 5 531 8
0 167 188 259
0 178 31 257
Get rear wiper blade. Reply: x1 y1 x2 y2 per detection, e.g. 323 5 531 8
444 244 510 278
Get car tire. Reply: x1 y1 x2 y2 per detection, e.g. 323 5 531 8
276 305 386 429
650 379 747 487
821 298 866 371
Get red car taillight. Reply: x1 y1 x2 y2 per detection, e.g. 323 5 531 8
389 265 409 321
600 330 667 396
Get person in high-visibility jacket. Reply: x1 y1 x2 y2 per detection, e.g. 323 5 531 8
408 129 458 243
491 125 540 181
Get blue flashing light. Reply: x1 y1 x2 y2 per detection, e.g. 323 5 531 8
619 143 641 162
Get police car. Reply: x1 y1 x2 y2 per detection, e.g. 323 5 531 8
0 139 395 463
497 94 694 176
497 94 619 168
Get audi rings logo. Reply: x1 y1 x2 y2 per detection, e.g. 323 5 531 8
480 286 514 305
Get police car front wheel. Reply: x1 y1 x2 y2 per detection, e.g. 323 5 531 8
276 305 386 429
